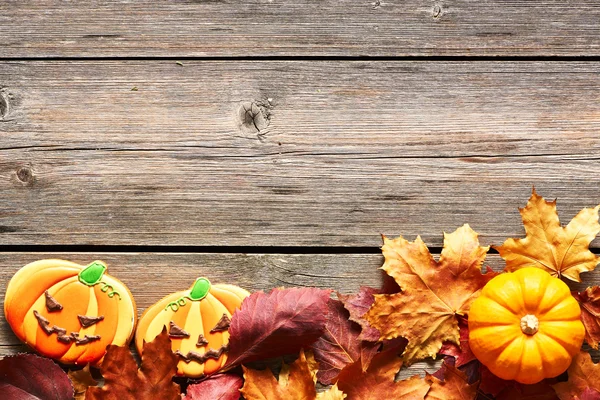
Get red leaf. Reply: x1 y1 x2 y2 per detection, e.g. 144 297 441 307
479 364 513 397
574 286 600 349
480 364 559 400
338 287 382 342
225 287 331 368
439 316 475 367
0 353 74 400
578 388 600 400
183 374 243 400
495 381 559 400
311 299 379 384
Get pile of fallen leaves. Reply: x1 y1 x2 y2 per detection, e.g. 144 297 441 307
2 190 600 400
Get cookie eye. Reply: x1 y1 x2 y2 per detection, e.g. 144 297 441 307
45 291 63 312
78 315 105 328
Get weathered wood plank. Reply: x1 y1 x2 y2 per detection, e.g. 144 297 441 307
1 1 600 57
2 61 600 247
0 253 597 366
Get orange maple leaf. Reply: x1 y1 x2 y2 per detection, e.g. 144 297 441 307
86 329 180 400
240 349 318 400
552 351 600 399
365 224 496 364
425 362 478 400
495 189 600 282
336 349 431 399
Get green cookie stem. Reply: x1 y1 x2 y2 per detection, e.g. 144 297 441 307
79 261 107 286
189 277 211 301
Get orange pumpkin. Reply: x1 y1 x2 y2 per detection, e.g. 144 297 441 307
135 277 249 377
4 259 137 366
468 267 585 384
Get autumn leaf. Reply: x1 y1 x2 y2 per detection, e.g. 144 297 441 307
183 374 243 400
316 384 347 400
240 349 317 400
425 360 478 400
495 189 600 282
496 381 560 400
0 353 74 400
553 351 600 400
576 388 600 400
574 286 600 349
311 299 379 384
439 316 475 367
69 365 98 400
336 346 430 399
366 224 496 364
225 287 330 368
86 328 180 400
338 287 382 342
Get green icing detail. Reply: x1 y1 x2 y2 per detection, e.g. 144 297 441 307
78 261 106 286
100 282 122 300
189 278 211 301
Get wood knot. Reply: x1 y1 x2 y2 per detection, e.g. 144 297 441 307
432 4 442 19
16 167 34 184
237 101 271 139
0 89 9 120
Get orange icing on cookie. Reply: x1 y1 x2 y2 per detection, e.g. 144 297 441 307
4 259 137 366
135 278 249 377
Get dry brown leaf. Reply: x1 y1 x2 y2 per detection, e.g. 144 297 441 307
86 329 180 400
316 384 346 400
425 361 477 400
68 365 98 400
240 349 317 400
495 189 600 282
336 347 431 399
575 286 600 349
366 224 496 364
553 351 600 399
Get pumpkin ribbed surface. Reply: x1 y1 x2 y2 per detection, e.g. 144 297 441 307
468 267 584 384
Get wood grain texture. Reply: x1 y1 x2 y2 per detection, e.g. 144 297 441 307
0 253 597 366
1 1 600 57
2 61 600 247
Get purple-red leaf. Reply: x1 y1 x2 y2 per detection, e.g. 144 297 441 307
338 287 381 342
579 388 600 400
225 287 331 368
0 353 74 400
183 374 243 400
311 299 379 384
439 316 475 367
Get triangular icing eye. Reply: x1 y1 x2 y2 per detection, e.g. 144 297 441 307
169 321 190 339
210 314 231 333
45 291 63 312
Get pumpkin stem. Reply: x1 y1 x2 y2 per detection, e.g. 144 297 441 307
520 314 539 335
79 261 107 286
189 278 211 301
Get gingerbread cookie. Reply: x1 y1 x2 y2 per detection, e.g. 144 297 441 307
4 259 136 366
135 277 249 377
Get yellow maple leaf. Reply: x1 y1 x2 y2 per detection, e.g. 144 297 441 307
495 189 600 282
240 349 317 400
365 224 496 365
316 384 347 400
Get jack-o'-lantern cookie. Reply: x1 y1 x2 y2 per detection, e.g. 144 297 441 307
135 277 249 377
4 259 136 366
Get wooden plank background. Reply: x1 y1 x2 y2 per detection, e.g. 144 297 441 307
2 0 600 384
1 1 600 57
2 61 600 247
